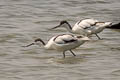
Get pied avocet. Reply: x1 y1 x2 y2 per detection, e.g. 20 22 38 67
51 18 112 39
23 34 90 58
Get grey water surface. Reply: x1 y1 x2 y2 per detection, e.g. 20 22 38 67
0 0 120 80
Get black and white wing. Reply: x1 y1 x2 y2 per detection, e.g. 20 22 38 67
54 34 77 44
77 18 99 29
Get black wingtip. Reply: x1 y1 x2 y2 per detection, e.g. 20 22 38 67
106 23 120 29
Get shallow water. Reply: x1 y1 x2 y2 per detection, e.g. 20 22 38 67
0 0 120 80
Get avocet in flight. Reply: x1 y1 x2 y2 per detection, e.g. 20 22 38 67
23 34 90 58
51 18 112 39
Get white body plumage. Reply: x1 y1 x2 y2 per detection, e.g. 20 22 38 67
45 34 87 51
73 19 112 35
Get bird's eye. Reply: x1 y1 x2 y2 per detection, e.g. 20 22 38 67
77 36 83 38
60 20 67 24
35 38 42 42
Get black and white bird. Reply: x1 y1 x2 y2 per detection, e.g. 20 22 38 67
23 34 90 58
51 18 112 39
